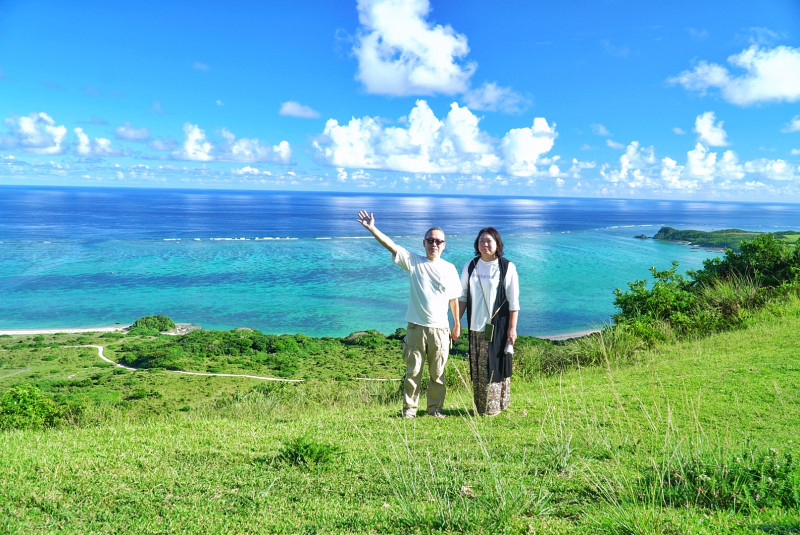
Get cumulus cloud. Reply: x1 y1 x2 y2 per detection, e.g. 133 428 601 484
315 100 557 177
219 129 292 163
115 122 150 141
782 115 800 133
232 166 272 176
279 101 321 119
591 124 612 137
172 123 292 164
744 158 798 182
317 100 491 173
174 123 213 161
353 0 475 96
462 82 529 114
75 127 120 157
694 111 729 146
501 118 558 177
2 112 67 155
600 141 658 189
670 45 800 105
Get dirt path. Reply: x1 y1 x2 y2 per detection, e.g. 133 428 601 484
72 345 304 382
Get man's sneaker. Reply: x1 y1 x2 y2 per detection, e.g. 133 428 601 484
401 409 417 418
428 410 446 418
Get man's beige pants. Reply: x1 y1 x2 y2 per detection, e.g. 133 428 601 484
402 323 449 415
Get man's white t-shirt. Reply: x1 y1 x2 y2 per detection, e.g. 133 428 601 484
392 246 462 329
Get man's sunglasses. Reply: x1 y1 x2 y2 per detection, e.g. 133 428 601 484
425 238 445 245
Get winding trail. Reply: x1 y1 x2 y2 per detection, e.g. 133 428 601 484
0 368 31 381
71 345 304 382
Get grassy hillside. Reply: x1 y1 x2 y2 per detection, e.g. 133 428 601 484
652 226 800 250
1 299 799 533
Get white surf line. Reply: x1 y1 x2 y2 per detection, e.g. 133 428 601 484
70 345 303 382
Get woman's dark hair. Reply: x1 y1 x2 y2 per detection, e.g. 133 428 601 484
473 227 504 257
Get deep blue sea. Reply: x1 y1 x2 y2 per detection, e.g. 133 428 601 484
2 186 799 337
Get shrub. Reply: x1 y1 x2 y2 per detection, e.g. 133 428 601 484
613 261 697 334
691 233 800 289
0 384 63 430
129 315 176 334
344 330 388 349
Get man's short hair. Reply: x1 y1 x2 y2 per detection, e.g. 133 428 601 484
425 226 444 238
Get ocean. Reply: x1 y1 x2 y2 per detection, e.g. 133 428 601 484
2 186 799 337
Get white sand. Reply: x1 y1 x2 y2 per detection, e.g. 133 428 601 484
0 325 129 336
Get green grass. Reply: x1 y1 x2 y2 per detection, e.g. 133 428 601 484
1 302 799 533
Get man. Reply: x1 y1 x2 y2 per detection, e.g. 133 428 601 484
357 210 461 418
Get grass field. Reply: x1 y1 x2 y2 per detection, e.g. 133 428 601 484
1 301 799 533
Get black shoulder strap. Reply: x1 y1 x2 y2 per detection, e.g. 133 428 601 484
467 257 479 278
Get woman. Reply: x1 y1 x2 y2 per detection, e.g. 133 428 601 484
458 227 520 416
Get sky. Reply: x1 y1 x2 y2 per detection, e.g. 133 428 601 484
2 0 800 201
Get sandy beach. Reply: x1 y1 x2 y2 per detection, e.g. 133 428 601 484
0 325 130 336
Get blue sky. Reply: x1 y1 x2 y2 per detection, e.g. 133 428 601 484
2 0 800 201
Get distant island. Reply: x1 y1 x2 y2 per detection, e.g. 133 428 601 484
640 226 800 251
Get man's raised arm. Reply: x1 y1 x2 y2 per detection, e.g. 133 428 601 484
357 210 399 255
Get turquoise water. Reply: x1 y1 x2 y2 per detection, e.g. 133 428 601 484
2 187 798 337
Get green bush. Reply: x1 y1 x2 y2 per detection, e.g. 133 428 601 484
0 384 62 430
129 315 176 334
613 261 697 334
691 233 800 289
613 236 800 340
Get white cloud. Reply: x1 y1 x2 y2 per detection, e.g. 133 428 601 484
694 111 729 146
171 124 291 164
600 141 657 189
606 139 625 149
193 61 210 71
660 156 694 190
591 124 611 137
462 82 529 114
501 118 558 177
686 142 717 180
233 166 272 176
3 112 67 155
317 100 508 174
672 127 686 135
219 129 292 163
744 158 799 182
316 100 559 177
115 122 150 141
174 123 213 161
279 101 321 119
74 127 120 157
670 45 800 105
782 115 800 133
792 149 800 156
353 0 475 96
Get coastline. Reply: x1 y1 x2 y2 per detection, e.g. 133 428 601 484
0 325 129 336
0 324 599 340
